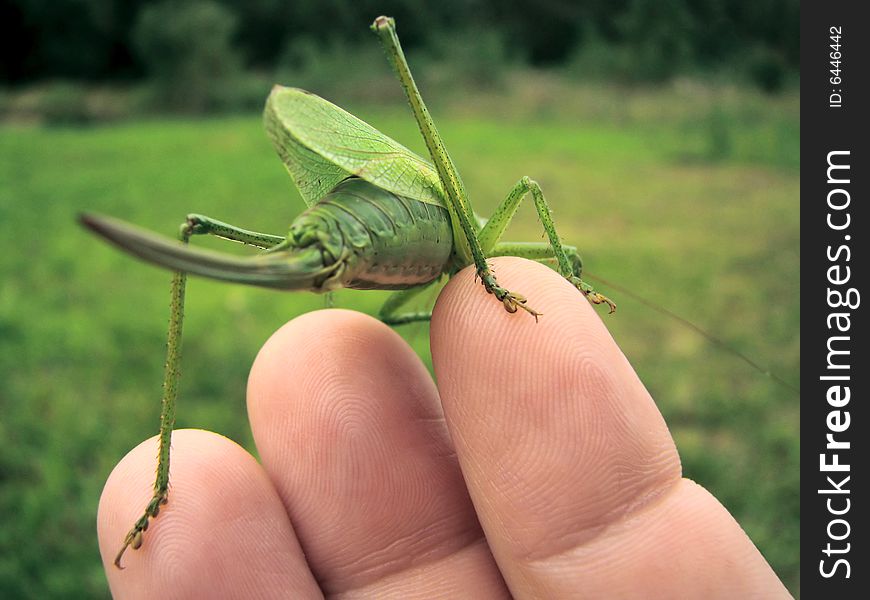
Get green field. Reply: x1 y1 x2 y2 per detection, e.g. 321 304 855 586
0 79 799 597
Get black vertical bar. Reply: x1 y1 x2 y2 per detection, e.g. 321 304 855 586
802 1 867 596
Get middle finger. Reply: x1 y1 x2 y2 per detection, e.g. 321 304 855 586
247 309 509 597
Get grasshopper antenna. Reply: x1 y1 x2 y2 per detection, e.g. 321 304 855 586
585 273 799 395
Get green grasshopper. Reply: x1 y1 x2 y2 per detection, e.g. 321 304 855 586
81 16 615 568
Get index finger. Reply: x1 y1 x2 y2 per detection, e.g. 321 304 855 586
431 257 788 598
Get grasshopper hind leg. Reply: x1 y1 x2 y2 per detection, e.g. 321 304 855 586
183 214 286 250
372 17 540 320
113 215 288 569
113 220 190 569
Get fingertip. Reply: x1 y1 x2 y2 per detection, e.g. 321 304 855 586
248 308 401 390
98 429 319 598
245 309 498 594
430 257 681 559
432 257 597 340
247 309 429 458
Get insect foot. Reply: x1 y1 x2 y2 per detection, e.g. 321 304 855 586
571 276 617 314
480 269 542 321
501 291 542 321
114 492 168 569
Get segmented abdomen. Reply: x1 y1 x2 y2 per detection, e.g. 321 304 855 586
289 178 453 290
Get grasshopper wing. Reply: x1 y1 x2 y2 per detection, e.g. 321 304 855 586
264 86 446 208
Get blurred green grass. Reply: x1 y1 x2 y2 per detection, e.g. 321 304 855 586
0 79 799 597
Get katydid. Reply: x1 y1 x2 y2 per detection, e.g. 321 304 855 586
81 16 614 568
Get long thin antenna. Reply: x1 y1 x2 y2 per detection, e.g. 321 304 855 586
586 273 799 395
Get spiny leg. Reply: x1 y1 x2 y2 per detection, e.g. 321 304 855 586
479 176 615 312
184 214 285 250
114 222 191 568
372 17 537 318
479 176 571 278
113 216 287 568
492 241 616 313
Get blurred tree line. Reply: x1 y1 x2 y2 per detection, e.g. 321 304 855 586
3 0 797 85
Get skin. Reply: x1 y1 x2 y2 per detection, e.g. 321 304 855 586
98 258 791 599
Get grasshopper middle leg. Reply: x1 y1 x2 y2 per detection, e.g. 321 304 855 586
491 241 616 313
480 177 615 313
377 279 446 326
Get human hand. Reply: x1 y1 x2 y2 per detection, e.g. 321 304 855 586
98 258 790 598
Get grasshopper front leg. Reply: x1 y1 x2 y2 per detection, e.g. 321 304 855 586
372 17 538 319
